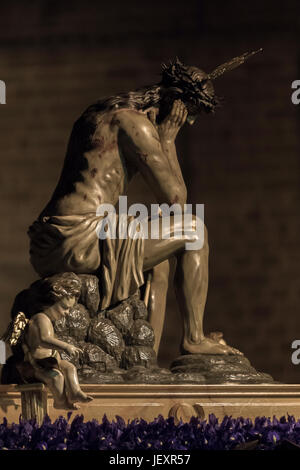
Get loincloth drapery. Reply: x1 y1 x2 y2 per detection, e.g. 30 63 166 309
24 346 60 370
28 213 145 310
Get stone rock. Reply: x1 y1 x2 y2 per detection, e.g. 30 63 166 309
106 302 134 338
129 293 148 320
172 373 206 384
122 346 157 370
53 303 90 341
170 354 274 384
82 342 117 372
66 303 90 341
124 366 175 384
53 315 68 336
58 335 82 367
4 285 165 385
88 315 125 364
78 274 100 316
127 319 155 347
78 366 125 384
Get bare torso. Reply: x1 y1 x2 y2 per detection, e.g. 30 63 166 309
40 108 144 217
25 313 54 360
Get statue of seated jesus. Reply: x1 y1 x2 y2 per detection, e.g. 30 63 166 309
28 53 260 357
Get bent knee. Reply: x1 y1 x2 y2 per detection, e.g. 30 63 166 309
151 260 170 283
59 360 76 371
183 215 208 252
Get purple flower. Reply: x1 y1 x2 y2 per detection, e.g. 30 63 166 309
1 413 300 450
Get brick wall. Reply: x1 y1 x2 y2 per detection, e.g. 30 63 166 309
0 0 299 382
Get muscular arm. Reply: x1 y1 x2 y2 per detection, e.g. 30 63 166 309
156 100 188 193
160 140 186 190
117 109 187 208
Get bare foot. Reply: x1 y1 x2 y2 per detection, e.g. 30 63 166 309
208 332 243 356
182 337 243 355
207 331 227 345
53 398 80 410
68 390 93 403
66 402 80 410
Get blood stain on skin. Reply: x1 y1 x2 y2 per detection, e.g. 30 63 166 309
101 141 117 154
92 137 105 149
91 168 98 178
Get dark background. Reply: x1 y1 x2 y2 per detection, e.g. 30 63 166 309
0 0 299 382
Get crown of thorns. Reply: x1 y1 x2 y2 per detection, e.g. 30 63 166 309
161 49 262 112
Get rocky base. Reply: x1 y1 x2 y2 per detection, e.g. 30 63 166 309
75 354 274 385
52 276 165 383
170 354 274 384
77 365 179 384
2 272 275 386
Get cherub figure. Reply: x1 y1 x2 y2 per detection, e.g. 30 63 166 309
2 272 93 410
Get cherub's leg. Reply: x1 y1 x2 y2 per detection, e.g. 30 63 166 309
147 260 170 354
33 368 70 409
59 360 93 404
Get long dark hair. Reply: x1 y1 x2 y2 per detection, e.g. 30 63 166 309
85 83 162 115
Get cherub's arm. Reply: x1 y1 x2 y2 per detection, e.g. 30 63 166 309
33 314 81 357
117 107 187 209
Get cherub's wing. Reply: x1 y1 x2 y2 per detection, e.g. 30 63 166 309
1 312 29 346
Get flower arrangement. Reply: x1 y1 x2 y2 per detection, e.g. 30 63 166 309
0 414 300 450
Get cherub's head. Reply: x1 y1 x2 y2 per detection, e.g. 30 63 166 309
28 272 82 319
